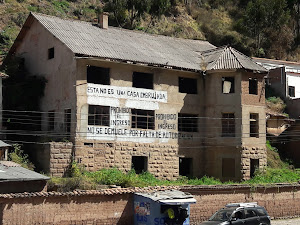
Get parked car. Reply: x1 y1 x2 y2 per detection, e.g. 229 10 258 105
200 202 271 225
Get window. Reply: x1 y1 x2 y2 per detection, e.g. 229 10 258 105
179 77 197 94
48 47 54 59
222 77 235 93
289 86 295 97
250 159 259 178
48 111 55 131
179 158 192 177
245 209 258 218
249 78 258 95
222 158 235 178
132 156 148 174
250 113 259 138
88 105 110 126
64 109 71 133
132 72 153 89
131 109 155 129
222 113 235 137
178 114 198 132
87 66 110 85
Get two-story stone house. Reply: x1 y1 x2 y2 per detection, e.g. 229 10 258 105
6 12 268 180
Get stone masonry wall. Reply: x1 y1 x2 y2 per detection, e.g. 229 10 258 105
0 184 300 225
49 142 73 177
75 141 179 180
241 146 267 180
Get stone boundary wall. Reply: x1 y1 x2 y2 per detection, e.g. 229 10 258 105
0 184 300 224
75 141 179 180
49 142 73 177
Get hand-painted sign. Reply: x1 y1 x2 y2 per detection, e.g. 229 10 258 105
87 84 167 103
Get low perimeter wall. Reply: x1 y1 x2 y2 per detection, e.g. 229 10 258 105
0 184 299 224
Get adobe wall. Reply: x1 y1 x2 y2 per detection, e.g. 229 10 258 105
0 184 300 225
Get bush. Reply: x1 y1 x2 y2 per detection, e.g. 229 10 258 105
8 144 35 170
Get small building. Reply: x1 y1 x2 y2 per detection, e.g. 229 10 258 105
0 161 49 193
5 12 268 181
0 140 10 160
266 110 294 136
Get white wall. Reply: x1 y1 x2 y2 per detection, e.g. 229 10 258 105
287 74 300 99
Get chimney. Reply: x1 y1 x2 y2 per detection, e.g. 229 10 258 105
98 12 109 29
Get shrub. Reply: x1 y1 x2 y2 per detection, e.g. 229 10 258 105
8 144 35 170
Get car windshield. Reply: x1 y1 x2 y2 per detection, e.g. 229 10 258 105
209 208 235 221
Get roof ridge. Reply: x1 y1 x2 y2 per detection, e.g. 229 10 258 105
30 12 211 44
209 46 229 70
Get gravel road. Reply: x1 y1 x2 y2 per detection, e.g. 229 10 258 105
272 218 300 225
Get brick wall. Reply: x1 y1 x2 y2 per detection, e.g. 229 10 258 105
75 141 179 180
49 142 73 177
0 184 300 225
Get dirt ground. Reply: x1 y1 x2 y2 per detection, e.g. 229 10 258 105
272 218 300 225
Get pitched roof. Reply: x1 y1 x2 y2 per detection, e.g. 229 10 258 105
9 13 267 73
0 161 49 182
0 140 10 148
201 46 268 73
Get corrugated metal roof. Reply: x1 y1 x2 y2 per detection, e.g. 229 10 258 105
0 140 10 148
8 13 267 73
30 12 215 71
201 46 268 72
0 161 49 181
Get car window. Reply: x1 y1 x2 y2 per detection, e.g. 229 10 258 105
245 209 257 218
232 210 245 220
209 209 234 221
256 208 267 216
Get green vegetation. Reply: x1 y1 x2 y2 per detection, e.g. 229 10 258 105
8 144 35 170
48 154 300 192
1 0 300 60
266 96 286 113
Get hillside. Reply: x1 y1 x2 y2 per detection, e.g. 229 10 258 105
1 0 300 63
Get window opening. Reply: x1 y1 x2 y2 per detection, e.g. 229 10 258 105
250 159 259 178
179 158 192 177
178 77 197 94
178 113 198 132
249 78 258 95
222 77 235 93
48 47 54 59
289 86 295 97
84 143 94 147
131 109 155 129
222 158 235 178
88 105 110 126
132 156 148 174
222 113 235 137
64 109 71 133
250 113 259 138
48 111 55 131
132 72 153 89
87 66 110 85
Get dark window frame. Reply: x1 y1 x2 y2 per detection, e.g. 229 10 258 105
132 72 153 89
48 47 54 59
222 113 235 137
222 158 235 178
88 105 110 126
132 156 148 174
48 111 55 131
250 113 259 138
289 86 295 97
222 77 235 94
87 66 110 85
178 113 198 132
178 77 198 94
131 109 155 130
64 109 71 133
249 78 258 95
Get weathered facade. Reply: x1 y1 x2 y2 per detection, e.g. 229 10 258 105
7 12 268 180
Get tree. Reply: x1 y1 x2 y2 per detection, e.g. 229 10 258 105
242 0 290 56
